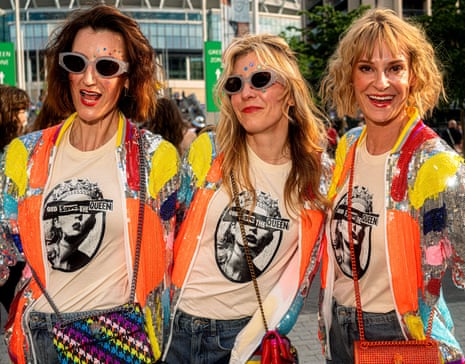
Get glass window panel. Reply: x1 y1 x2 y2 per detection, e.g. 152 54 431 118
189 56 203 80
168 55 187 79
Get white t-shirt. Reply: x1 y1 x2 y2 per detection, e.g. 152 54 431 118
34 126 128 312
329 139 395 313
179 147 299 319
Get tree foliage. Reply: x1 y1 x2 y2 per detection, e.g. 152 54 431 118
415 0 465 114
283 5 369 94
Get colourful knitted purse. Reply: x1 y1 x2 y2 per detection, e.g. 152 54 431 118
52 303 156 363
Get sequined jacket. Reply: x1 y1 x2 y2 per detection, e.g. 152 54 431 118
164 132 327 364
0 113 179 364
319 108 465 363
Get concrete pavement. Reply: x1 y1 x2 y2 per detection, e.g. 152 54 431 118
1 270 464 363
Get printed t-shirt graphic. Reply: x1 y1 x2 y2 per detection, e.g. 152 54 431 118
43 178 113 272
330 185 379 278
215 190 290 282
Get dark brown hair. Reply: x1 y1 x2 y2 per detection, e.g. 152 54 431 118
145 97 187 153
0 85 30 150
44 3 158 123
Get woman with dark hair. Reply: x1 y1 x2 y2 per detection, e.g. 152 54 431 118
0 85 30 150
0 4 179 363
145 96 197 156
0 85 30 318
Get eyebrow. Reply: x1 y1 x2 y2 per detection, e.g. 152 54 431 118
356 58 408 64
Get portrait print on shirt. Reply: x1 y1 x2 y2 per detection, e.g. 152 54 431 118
330 185 379 278
42 178 113 272
215 190 290 283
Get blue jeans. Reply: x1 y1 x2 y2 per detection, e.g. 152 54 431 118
28 309 125 364
164 310 251 364
28 311 61 364
326 302 405 364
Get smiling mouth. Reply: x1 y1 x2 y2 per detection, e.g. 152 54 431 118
368 95 393 102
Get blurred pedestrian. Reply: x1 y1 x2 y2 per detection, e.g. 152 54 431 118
145 96 197 156
0 84 30 317
0 85 30 150
441 119 462 154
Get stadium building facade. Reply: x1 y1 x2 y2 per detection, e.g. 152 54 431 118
0 0 303 111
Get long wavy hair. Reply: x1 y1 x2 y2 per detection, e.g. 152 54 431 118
214 33 328 214
44 3 158 123
320 8 445 119
0 85 30 150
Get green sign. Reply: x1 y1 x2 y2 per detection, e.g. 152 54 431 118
204 41 222 112
0 42 16 86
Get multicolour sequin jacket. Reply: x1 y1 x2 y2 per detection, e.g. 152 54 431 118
319 108 465 363
0 113 179 364
165 132 327 363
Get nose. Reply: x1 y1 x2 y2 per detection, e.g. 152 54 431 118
373 70 389 90
82 63 97 84
240 80 256 98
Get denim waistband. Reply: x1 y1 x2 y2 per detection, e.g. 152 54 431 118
28 308 116 331
332 301 398 326
174 310 251 336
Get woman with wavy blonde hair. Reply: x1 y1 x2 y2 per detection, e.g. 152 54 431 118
318 8 465 363
216 33 329 213
165 33 331 363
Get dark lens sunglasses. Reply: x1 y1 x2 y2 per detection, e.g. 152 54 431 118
224 70 282 95
59 52 129 78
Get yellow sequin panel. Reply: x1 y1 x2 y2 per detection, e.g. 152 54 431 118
328 132 351 200
144 306 161 360
404 313 426 340
5 139 28 197
188 133 213 188
409 153 463 210
149 140 179 198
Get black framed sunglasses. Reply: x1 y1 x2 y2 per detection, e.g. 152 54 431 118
223 70 282 95
59 52 129 78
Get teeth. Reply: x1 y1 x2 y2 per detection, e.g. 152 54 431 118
80 90 100 96
369 95 393 101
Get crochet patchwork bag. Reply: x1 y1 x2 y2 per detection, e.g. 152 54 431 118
52 303 156 364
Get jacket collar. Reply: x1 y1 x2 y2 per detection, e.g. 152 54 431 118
53 111 126 147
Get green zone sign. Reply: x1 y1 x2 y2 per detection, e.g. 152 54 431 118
0 42 16 86
204 41 222 112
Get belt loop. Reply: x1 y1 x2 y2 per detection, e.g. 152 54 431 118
46 313 55 333
174 310 181 331
210 318 216 336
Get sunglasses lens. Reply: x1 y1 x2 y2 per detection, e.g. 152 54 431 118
63 54 86 73
251 71 272 88
96 59 122 77
224 76 242 94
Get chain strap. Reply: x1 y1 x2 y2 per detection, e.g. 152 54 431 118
129 128 146 304
347 148 434 341
30 128 146 321
230 172 269 332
